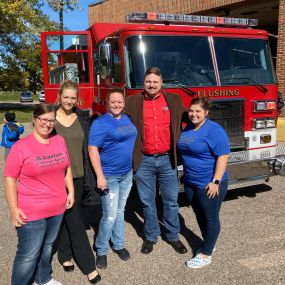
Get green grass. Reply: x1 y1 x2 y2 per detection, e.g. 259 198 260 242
0 91 37 102
0 109 34 124
0 92 21 101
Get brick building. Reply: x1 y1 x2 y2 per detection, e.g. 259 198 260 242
88 0 284 115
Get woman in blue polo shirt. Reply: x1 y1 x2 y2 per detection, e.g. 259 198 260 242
88 88 137 270
177 97 230 269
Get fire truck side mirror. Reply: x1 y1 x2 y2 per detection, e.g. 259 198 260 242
99 42 112 79
278 91 284 114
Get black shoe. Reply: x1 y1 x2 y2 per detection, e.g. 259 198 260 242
96 255 107 269
62 262 74 272
112 248 131 261
141 240 156 254
88 272 101 284
168 239 188 254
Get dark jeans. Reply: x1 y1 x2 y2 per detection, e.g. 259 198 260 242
12 214 63 285
185 179 228 256
57 177 96 275
4 147 11 161
135 154 180 241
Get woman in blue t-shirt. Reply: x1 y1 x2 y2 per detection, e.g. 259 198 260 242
177 97 230 269
88 88 137 270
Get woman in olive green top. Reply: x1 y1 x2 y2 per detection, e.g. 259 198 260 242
54 81 101 284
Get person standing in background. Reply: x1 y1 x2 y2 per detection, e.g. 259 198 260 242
54 81 101 284
1 111 24 160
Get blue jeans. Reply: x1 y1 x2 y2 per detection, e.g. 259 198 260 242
185 179 228 256
4 147 11 161
135 154 180 242
95 170 133 256
12 214 63 285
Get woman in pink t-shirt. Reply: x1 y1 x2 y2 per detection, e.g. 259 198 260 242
4 104 75 285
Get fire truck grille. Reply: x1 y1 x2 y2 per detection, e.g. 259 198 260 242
208 99 245 149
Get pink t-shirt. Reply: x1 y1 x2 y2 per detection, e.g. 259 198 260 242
4 133 70 221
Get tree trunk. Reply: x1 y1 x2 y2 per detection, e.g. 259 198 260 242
59 0 64 50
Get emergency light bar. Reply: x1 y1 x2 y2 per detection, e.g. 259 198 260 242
127 12 258 27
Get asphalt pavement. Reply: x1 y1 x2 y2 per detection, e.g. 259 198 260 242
1 122 285 285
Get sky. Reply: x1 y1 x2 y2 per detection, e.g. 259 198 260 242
41 0 99 31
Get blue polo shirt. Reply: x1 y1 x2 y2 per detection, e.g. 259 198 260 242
89 113 137 176
177 119 230 189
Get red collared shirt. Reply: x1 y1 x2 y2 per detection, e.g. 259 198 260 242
143 92 171 154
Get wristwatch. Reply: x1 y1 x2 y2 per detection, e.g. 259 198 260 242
212 179 220 185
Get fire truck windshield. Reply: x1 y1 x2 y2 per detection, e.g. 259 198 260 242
124 36 276 88
215 38 276 86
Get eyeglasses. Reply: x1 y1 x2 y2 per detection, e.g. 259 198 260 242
36 117 56 126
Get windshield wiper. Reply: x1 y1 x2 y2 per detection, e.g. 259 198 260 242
163 79 196 96
223 77 268 93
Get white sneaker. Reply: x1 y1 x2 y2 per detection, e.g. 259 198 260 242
35 279 62 285
186 254 212 268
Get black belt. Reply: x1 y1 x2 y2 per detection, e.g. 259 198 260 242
143 152 170 158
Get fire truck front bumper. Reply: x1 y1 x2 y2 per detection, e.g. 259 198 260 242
226 143 285 189
177 143 285 190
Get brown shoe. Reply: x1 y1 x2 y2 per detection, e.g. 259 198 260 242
168 240 188 254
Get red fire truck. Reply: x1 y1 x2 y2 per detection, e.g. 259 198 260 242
41 12 285 189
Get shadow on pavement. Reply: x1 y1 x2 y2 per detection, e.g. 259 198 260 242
124 185 203 251
76 183 272 254
224 183 272 201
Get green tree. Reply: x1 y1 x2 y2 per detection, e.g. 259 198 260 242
46 0 80 49
0 0 56 92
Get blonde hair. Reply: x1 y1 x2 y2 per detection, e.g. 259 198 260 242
59 80 79 96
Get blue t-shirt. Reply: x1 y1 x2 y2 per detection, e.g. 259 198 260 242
177 119 230 189
88 113 137 176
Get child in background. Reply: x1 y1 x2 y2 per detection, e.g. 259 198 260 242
1 112 24 160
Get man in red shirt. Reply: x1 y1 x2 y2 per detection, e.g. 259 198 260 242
125 67 188 255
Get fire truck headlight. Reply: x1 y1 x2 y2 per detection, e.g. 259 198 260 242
254 119 266 129
254 101 276 112
253 118 275 129
255 101 267 111
265 118 276 128
260 134 271 144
